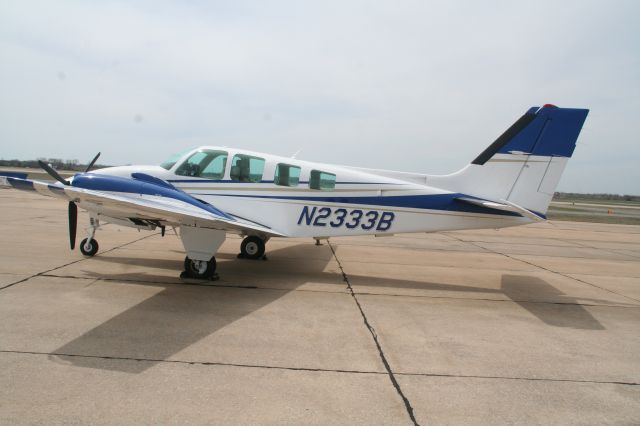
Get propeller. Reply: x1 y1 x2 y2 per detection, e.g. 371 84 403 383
37 160 70 185
68 201 77 249
37 153 100 250
85 152 101 172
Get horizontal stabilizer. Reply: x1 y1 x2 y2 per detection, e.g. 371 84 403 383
456 197 545 222
0 172 28 180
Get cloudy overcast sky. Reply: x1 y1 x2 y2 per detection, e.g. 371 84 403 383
0 1 638 193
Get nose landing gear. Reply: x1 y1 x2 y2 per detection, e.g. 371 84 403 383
239 236 266 260
80 217 100 257
80 238 99 257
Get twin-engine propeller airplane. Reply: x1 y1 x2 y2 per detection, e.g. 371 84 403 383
1 104 588 279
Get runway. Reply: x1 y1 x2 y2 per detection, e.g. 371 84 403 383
1 189 639 424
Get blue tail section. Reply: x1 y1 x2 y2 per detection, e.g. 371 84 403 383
472 105 589 164
430 104 590 216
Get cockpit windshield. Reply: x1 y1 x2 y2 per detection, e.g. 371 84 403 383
175 149 229 179
159 149 191 170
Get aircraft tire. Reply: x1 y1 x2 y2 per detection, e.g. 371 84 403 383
240 236 265 260
79 238 99 257
183 256 217 279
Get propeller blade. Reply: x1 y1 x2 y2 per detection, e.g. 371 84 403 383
38 160 69 185
68 202 77 250
85 152 101 173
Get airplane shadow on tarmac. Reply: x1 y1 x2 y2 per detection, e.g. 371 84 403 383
50 243 342 374
501 275 606 331
50 243 604 374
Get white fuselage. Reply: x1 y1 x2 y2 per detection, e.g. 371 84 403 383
93 146 530 239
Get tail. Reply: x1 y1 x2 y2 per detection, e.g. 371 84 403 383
429 104 589 216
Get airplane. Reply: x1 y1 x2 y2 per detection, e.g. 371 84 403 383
0 104 588 279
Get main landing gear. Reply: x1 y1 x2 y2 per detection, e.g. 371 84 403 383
80 217 100 257
179 226 225 281
182 256 217 280
238 236 266 260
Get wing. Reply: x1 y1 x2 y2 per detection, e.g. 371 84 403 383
1 175 285 237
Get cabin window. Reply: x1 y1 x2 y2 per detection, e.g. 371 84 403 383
230 154 265 183
274 163 301 187
175 150 228 179
309 170 336 190
159 149 190 170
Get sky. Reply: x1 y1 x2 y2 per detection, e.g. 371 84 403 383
0 1 638 194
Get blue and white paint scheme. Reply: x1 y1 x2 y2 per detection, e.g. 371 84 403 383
0 104 589 279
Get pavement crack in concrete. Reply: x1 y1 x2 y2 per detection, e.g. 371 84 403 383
328 241 420 426
3 349 637 388
353 291 639 308
395 371 640 386
444 233 640 304
38 272 637 309
39 273 344 294
38 273 259 289
0 349 384 376
564 238 640 260
0 232 159 291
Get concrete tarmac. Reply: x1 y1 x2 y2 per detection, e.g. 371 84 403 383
0 190 639 425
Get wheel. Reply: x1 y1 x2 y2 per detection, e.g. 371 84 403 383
240 236 265 260
183 256 217 279
79 238 99 257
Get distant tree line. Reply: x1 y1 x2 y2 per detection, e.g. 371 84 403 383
0 158 108 171
554 192 639 202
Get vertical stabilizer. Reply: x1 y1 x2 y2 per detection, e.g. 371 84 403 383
428 105 589 215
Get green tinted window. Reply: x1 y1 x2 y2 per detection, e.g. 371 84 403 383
175 150 228 179
309 170 336 190
274 163 301 187
230 154 265 183
159 149 190 170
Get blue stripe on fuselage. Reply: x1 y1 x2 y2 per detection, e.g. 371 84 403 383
195 193 530 218
168 179 403 185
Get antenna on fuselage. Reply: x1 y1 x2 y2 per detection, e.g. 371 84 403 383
291 148 302 159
